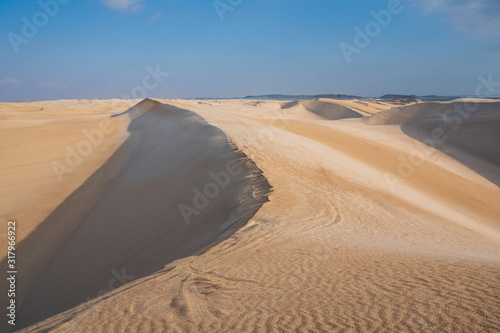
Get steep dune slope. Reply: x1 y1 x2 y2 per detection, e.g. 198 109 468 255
18 98 500 332
364 99 500 186
10 99 270 330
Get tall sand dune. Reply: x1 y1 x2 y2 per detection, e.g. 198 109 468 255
4 99 270 330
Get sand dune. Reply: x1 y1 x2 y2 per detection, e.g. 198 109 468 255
1 98 499 332
3 99 269 330
318 98 412 115
281 100 363 120
365 99 500 186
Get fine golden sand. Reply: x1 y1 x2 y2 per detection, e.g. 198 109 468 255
1 98 499 332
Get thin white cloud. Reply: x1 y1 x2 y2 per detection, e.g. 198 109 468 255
37 81 67 89
101 0 145 12
150 12 162 24
0 77 20 86
420 0 500 38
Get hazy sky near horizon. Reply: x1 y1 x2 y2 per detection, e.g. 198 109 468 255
0 0 499 101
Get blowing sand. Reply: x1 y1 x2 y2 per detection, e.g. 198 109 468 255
1 98 499 332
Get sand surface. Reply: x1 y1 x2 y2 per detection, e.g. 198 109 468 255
1 98 499 332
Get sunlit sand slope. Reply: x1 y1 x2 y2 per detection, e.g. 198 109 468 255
6 98 499 332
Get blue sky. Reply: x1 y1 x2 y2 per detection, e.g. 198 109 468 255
0 0 499 101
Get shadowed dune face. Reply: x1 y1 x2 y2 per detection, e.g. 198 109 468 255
364 100 500 186
281 100 364 120
11 100 271 329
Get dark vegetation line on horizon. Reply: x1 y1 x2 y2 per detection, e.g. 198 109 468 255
5 94 500 103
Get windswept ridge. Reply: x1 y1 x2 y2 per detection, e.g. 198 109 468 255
13 100 271 330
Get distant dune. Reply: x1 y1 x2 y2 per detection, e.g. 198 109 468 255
1 97 499 332
281 100 363 120
242 93 362 100
365 99 500 186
